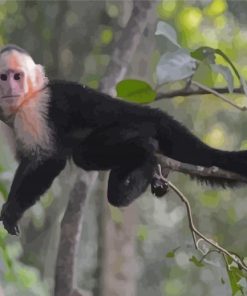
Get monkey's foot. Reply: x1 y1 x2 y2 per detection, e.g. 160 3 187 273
151 177 169 198
0 203 20 235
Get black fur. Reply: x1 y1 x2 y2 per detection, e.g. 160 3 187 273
1 80 247 234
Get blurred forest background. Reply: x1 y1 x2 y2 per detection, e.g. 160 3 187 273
1 1 247 296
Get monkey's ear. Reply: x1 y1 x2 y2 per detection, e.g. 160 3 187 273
34 64 48 88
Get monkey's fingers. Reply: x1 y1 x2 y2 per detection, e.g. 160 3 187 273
1 219 20 235
5 223 20 236
151 178 169 198
14 225 20 236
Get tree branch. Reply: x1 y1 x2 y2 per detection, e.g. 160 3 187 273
156 165 247 271
50 0 69 76
100 0 153 94
155 154 247 259
156 86 244 100
156 80 247 111
54 172 97 296
191 81 247 111
55 2 154 296
157 154 247 183
98 2 155 296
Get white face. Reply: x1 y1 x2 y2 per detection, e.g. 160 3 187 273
0 48 52 154
0 50 46 100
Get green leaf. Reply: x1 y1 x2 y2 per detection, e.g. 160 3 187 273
191 46 216 64
155 21 181 48
0 234 14 272
215 49 240 80
215 49 247 96
166 251 175 258
116 79 156 103
227 267 244 295
225 256 245 295
189 255 204 267
193 62 214 87
0 183 8 200
200 191 220 208
166 247 180 258
211 64 234 93
17 266 37 288
137 225 148 241
239 76 247 96
109 206 123 224
156 49 197 85
192 46 247 95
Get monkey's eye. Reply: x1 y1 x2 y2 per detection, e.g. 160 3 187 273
0 74 7 81
14 73 21 81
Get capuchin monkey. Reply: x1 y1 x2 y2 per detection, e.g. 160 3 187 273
0 44 247 235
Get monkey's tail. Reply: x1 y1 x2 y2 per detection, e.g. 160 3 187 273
156 112 247 187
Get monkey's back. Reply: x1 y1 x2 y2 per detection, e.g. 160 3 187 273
47 80 161 150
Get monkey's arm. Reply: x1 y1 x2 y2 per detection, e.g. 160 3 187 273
0 156 66 235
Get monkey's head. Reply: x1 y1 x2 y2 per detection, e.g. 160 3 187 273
0 45 47 101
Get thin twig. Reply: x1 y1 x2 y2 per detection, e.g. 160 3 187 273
54 172 98 296
198 249 221 263
156 165 247 271
156 165 197 248
155 86 244 101
192 80 247 111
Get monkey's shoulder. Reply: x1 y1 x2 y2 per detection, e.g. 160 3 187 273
47 79 158 119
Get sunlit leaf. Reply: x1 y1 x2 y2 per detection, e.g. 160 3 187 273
116 79 156 103
200 191 221 208
164 279 184 295
204 125 226 148
215 49 247 95
189 255 204 267
0 234 13 272
211 64 234 93
178 7 202 30
192 46 247 95
155 21 180 47
109 206 123 224
0 183 7 200
17 266 37 288
156 49 197 85
157 1 177 19
193 62 214 86
137 225 148 241
204 0 227 16
101 28 113 44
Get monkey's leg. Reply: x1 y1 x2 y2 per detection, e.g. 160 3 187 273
72 126 156 170
72 127 157 206
107 154 156 207
0 156 66 235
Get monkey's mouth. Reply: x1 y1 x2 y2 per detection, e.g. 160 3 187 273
1 95 21 99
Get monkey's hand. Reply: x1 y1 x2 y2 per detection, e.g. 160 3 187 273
151 177 169 198
0 202 20 235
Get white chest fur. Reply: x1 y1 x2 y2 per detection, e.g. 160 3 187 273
1 89 54 155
